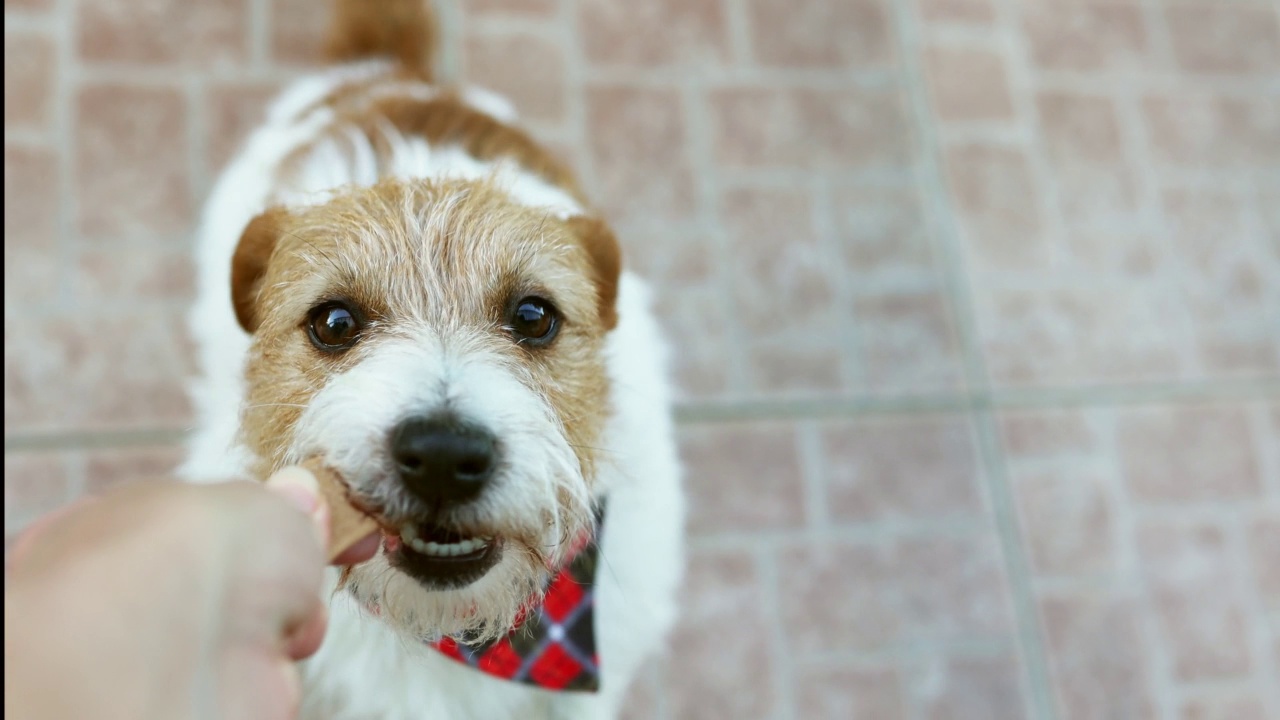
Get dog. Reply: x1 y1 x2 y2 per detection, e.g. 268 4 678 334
178 1 685 717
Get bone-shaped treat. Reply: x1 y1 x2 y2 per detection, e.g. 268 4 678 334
302 458 380 562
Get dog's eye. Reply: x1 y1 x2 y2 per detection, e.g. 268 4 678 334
509 297 559 346
307 302 362 351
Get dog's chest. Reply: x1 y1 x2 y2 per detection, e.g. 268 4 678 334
298 592 572 720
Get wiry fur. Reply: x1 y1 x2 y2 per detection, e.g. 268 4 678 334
180 1 684 718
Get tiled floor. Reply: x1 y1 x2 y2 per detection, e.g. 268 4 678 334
4 0 1279 717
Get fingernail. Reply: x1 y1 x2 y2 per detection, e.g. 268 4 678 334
266 466 320 514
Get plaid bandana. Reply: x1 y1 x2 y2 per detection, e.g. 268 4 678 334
398 508 605 692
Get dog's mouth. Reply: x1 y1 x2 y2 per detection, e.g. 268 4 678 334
383 522 503 588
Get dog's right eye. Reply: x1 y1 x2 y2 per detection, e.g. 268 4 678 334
307 302 362 351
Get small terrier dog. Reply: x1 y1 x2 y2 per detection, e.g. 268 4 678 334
179 1 685 717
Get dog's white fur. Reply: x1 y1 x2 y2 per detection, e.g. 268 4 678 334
180 59 684 719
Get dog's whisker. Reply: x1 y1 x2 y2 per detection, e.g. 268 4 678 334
566 443 619 456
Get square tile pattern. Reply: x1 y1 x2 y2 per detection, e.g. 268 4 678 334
4 0 1278 717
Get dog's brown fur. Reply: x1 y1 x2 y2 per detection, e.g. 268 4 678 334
234 181 615 498
278 90 586 204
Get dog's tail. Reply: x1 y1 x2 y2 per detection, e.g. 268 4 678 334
326 0 438 81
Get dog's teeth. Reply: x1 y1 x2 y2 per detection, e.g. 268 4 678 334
407 536 490 557
400 524 419 542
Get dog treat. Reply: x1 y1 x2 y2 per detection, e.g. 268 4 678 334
304 458 380 562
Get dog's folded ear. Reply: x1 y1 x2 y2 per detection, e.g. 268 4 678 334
231 207 290 333
565 215 622 331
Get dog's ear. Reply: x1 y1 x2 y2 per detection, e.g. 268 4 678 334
231 208 290 333
565 215 622 330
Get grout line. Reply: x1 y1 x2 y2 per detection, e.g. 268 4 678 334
796 421 829 533
460 15 560 35
4 428 188 453
677 56 753 395
1111 61 1204 382
1175 676 1280 697
66 448 87 515
892 0 1057 715
918 23 1004 47
1 10 59 32
688 520 995 553
2 129 52 146
185 72 210 211
1276 2 1280 48
1131 503 1280 526
248 0 268 69
554 0 595 190
435 0 462 83
675 378 1280 423
580 65 897 87
52 62 920 91
723 166 919 188
1131 0 1223 386
931 123 1032 148
1249 402 1280 501
1033 70 1280 97
970 408 1058 720
987 3 1067 276
793 636 1021 674
51 0 77 314
1096 408 1180 720
754 544 796 720
810 170 867 392
1245 405 1280 712
990 379 1280 407
1227 506 1280 719
679 394 975 423
73 64 306 85
893 45 987 389
723 0 754 68
5 378 1278 454
21 297 194 318
1137 0 1176 73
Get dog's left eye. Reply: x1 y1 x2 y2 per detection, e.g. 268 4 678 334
307 302 362 351
509 297 559 346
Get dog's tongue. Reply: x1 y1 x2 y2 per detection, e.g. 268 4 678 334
383 529 402 553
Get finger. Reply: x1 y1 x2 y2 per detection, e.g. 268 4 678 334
264 466 329 551
216 476 328 653
276 657 303 720
284 597 329 661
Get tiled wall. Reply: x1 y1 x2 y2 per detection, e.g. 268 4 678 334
4 0 1279 718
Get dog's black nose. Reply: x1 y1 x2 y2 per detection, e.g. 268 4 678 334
391 416 496 504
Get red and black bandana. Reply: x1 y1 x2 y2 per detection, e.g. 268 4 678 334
366 508 605 692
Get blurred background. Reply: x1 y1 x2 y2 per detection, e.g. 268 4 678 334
4 0 1279 717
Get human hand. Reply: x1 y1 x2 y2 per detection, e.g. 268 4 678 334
4 467 378 720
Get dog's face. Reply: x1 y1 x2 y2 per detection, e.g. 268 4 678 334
229 178 620 641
